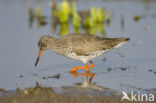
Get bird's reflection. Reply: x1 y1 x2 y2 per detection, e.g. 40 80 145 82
71 71 95 82
70 72 107 91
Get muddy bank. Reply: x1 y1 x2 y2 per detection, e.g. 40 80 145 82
0 85 150 103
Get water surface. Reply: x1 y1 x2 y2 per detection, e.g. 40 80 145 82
0 0 156 92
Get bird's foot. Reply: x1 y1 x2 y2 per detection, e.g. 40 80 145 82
70 66 85 73
70 61 94 73
70 67 78 73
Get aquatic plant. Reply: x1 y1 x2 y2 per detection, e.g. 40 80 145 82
59 23 69 36
121 14 124 31
72 3 81 28
91 6 97 22
28 0 111 36
96 7 104 23
103 11 110 21
51 1 59 17
134 15 140 22
58 0 70 23
29 8 34 28
97 23 106 36
83 17 94 28
29 8 34 21
36 6 43 19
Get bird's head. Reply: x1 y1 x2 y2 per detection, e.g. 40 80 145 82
35 36 52 66
38 36 52 50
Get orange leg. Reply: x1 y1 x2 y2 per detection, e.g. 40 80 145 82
70 61 94 73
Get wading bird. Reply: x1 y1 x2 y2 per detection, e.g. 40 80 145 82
35 33 129 72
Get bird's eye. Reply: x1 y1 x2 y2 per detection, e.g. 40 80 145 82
41 44 44 47
41 43 47 48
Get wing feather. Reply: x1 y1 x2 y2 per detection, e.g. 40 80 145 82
61 33 128 55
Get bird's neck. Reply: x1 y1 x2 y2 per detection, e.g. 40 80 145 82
48 37 58 47
48 37 62 52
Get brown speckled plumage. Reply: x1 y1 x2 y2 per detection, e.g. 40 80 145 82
37 33 129 64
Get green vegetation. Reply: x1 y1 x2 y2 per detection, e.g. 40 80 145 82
29 0 111 36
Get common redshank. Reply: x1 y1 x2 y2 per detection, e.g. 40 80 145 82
35 33 130 72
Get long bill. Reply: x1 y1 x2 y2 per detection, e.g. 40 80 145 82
35 49 43 66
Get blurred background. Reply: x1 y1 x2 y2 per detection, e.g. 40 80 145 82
0 0 156 92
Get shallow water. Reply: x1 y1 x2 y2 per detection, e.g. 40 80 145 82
0 0 156 94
